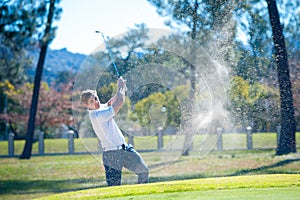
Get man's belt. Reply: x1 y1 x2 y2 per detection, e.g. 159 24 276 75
102 144 126 151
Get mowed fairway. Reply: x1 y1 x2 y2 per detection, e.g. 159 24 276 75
1 135 300 199
38 174 300 200
106 187 300 200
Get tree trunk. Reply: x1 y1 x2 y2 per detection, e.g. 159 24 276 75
266 0 296 155
20 0 56 159
182 0 198 156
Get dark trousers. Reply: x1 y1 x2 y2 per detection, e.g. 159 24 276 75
102 144 149 186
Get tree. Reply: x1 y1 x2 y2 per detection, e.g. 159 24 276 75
104 23 150 77
233 2 273 84
290 57 300 129
1 0 50 140
0 0 51 84
227 76 280 132
266 0 296 155
0 82 74 138
232 0 300 84
276 0 300 56
20 0 60 159
129 87 185 136
0 80 15 139
148 0 235 155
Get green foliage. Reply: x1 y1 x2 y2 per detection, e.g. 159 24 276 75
0 1 63 141
147 0 234 35
97 82 116 103
227 76 280 131
100 24 150 77
276 0 300 56
0 0 62 85
130 85 188 129
232 0 300 84
147 0 237 68
0 81 16 139
233 1 274 84
0 0 48 48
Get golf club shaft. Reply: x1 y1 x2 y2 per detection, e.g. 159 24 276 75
96 31 120 77
96 31 127 91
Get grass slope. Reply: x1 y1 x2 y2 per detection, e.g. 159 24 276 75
102 187 300 200
38 174 300 199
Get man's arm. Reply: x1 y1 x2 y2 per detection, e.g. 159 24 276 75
111 77 126 114
107 95 117 106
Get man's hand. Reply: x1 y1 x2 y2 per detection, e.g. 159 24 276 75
107 77 126 107
117 76 127 92
111 77 126 113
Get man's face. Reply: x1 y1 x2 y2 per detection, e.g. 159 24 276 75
86 95 100 110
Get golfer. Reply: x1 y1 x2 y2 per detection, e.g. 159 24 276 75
81 77 149 186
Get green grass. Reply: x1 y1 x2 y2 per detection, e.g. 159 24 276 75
0 138 99 155
1 132 299 156
1 133 300 199
37 174 300 199
1 149 300 200
104 187 300 200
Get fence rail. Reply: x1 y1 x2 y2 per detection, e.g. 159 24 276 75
1 128 300 157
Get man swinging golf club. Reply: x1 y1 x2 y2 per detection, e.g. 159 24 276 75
81 77 149 186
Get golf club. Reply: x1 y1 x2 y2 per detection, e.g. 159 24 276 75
96 30 127 91
95 30 120 77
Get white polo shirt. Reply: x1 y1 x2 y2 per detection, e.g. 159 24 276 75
88 104 126 151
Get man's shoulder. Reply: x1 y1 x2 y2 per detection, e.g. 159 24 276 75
89 105 114 119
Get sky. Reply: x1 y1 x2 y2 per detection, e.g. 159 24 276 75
50 0 170 55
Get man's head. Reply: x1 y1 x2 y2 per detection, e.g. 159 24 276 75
81 89 100 110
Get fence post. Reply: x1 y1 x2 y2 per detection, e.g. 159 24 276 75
246 126 252 150
39 131 44 155
68 130 74 154
157 128 163 150
8 131 14 157
217 127 223 151
276 125 281 146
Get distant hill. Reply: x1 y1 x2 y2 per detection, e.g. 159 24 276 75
26 48 87 84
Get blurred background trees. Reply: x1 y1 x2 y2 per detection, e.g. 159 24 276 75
1 81 73 139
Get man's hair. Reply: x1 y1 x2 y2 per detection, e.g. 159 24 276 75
81 89 97 104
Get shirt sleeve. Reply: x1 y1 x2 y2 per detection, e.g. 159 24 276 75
90 106 115 122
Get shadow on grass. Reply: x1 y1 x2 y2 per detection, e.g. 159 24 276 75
149 173 207 183
230 158 300 176
148 158 300 183
0 178 105 195
1 158 299 197
148 159 184 169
